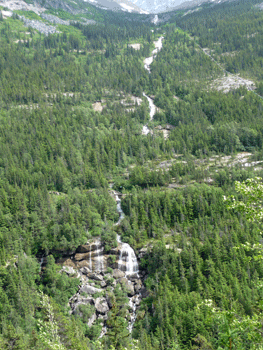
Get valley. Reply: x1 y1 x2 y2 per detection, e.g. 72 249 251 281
1 0 263 349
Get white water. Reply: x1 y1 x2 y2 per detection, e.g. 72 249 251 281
128 294 141 333
142 36 164 135
94 240 104 273
89 244 92 271
115 194 139 276
143 36 164 73
115 194 125 225
117 234 139 276
142 93 157 135
114 193 140 333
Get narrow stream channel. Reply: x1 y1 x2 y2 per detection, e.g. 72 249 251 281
142 36 164 134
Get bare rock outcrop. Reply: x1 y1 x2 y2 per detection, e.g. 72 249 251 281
95 297 109 314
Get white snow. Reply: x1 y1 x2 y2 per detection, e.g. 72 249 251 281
120 3 134 11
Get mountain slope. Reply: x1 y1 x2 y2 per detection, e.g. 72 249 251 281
1 0 263 349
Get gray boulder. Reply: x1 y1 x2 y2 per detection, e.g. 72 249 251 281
80 267 91 275
88 272 103 281
95 297 109 314
80 284 102 295
100 280 107 288
61 266 77 275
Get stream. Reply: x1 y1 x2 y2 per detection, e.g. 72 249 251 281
142 36 164 135
114 193 140 333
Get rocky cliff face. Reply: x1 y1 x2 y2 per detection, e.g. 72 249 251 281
59 237 147 335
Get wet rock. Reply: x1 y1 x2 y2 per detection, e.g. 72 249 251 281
113 269 125 279
80 284 102 296
109 247 120 255
95 297 109 314
140 270 147 277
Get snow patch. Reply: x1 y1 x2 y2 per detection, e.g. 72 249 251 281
120 3 134 11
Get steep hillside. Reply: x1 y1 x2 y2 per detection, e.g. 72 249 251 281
1 0 263 349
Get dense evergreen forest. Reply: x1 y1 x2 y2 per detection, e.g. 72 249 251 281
1 0 263 349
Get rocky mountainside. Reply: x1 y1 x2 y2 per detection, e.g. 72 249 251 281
122 0 234 13
0 0 147 18
82 0 149 13
54 236 148 335
46 192 149 336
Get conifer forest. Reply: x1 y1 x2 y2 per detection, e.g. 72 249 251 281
1 0 263 348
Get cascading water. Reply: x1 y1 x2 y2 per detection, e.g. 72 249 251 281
142 36 164 135
94 240 104 273
143 36 164 73
128 294 141 333
89 244 92 271
115 195 125 225
117 235 139 276
115 194 139 276
142 93 157 135
113 193 141 333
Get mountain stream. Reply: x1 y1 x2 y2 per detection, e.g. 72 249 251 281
142 36 164 135
114 193 140 333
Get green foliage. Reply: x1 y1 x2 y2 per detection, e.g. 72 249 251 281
225 177 263 222
42 255 79 306
1 1 263 349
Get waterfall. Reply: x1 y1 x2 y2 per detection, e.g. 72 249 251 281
94 239 104 273
115 195 125 225
117 235 139 276
89 244 92 271
114 193 139 276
